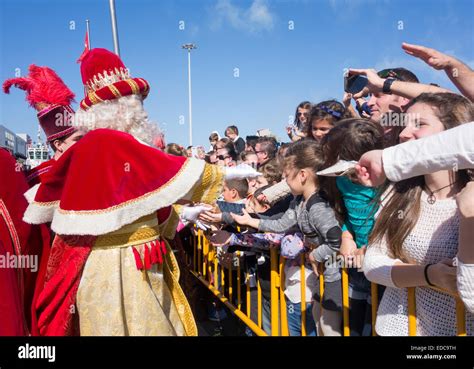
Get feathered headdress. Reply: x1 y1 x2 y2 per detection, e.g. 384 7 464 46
3 65 77 142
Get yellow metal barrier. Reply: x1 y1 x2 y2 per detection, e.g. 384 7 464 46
342 267 350 336
237 252 242 310
406 286 467 337
300 253 306 337
371 283 378 336
213 248 218 287
190 269 268 336
456 298 467 336
202 236 208 279
319 275 324 305
188 229 469 337
220 264 225 295
257 279 262 329
246 279 251 319
407 287 417 336
228 263 233 302
197 231 202 275
270 248 280 336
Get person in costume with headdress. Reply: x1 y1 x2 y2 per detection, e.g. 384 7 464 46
3 65 84 335
3 65 85 187
23 48 260 336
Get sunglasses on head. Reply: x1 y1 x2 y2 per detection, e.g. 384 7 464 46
378 69 402 81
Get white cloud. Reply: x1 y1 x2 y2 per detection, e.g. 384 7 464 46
211 0 275 33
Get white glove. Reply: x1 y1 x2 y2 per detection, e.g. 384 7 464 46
225 163 262 180
181 205 213 223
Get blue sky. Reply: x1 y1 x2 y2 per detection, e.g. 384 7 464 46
1 0 473 148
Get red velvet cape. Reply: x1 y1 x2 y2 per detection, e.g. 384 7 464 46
0 149 46 335
25 129 205 335
24 128 204 236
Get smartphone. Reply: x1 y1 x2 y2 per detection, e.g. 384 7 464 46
191 146 198 157
344 74 368 94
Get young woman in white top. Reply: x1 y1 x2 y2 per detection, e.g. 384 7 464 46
363 92 474 336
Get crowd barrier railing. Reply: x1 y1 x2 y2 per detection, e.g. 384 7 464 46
188 228 468 337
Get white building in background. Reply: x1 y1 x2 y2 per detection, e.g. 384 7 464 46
0 124 27 160
15 133 27 159
0 124 16 152
16 133 30 144
1 125 51 169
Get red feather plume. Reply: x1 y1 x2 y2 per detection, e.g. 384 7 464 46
3 65 75 109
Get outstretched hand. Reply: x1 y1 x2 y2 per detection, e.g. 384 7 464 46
355 150 385 187
199 210 223 224
428 259 458 295
342 92 353 107
230 208 253 226
402 42 454 71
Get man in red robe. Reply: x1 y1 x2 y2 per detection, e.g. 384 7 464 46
24 48 259 336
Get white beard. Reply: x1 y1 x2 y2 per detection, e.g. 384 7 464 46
73 94 161 146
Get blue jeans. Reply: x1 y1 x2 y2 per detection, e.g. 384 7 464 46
285 298 316 336
262 296 272 335
244 295 273 336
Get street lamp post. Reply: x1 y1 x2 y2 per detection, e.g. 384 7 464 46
109 0 121 56
182 43 197 147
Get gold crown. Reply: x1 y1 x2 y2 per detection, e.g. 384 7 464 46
86 67 130 93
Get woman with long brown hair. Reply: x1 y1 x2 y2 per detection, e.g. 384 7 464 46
363 93 474 336
287 101 312 142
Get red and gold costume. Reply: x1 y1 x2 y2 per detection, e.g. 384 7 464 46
2 65 78 335
24 49 224 336
0 149 50 335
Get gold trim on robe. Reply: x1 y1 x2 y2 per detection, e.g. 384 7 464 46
76 214 197 336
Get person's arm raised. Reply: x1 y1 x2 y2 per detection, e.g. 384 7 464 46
349 68 452 100
342 92 359 118
231 208 260 229
356 122 474 186
402 42 474 102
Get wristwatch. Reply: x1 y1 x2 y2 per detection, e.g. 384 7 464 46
382 78 395 94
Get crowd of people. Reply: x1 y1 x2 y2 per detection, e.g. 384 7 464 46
167 42 474 336
1 41 473 337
